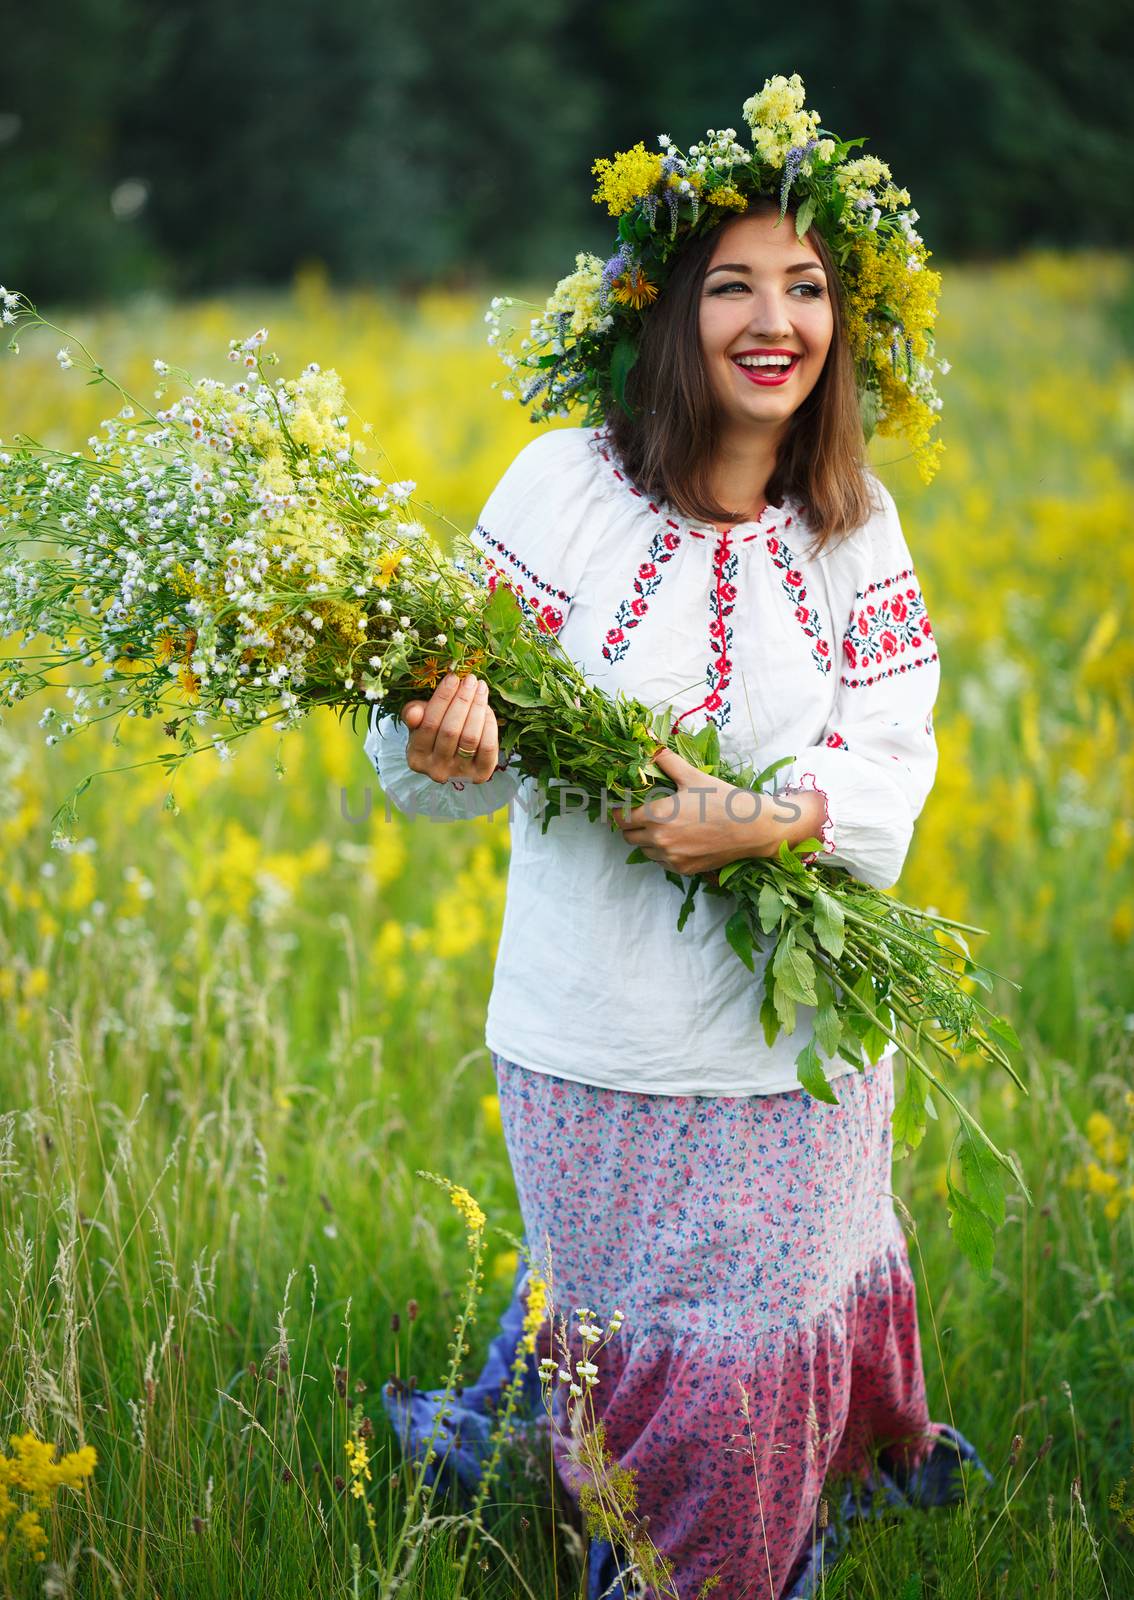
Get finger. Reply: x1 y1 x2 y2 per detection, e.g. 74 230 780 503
469 693 501 783
433 673 481 762
400 701 427 728
415 673 466 743
452 682 490 774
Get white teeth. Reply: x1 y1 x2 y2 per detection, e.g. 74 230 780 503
734 354 795 368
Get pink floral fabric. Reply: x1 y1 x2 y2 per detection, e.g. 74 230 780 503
492 1049 941 1600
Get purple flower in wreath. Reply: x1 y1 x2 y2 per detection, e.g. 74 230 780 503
779 138 819 216
600 243 636 310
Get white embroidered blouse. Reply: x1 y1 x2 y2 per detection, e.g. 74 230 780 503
363 426 941 1097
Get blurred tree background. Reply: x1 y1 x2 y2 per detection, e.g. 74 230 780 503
2 0 1131 301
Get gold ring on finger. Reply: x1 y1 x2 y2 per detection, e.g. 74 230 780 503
457 746 477 758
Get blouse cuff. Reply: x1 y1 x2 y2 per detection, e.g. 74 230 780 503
774 748 915 889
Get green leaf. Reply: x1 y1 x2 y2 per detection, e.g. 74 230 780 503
725 910 756 972
794 196 817 241
624 846 650 865
759 984 781 1048
814 998 842 1059
812 888 845 959
946 1183 996 1279
958 1131 1008 1228
716 859 747 889
494 679 547 708
772 974 796 1034
483 580 522 643
757 880 784 934
611 335 639 415
795 1038 840 1104
772 932 818 1005
891 1066 928 1156
984 1013 1021 1052
676 875 700 932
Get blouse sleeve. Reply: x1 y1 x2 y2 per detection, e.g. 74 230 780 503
363 704 523 821
773 480 941 890
360 429 594 821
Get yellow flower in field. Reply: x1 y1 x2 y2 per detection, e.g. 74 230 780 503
23 966 49 999
0 1432 97 1563
344 1433 372 1500
610 269 659 311
1086 1112 1128 1167
449 1184 486 1235
520 1267 549 1355
591 142 664 217
480 1093 502 1136
493 1248 519 1283
1085 1161 1120 1198
546 253 608 338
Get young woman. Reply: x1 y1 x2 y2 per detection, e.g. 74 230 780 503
365 197 986 1599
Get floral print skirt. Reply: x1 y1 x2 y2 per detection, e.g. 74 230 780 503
490 1047 972 1600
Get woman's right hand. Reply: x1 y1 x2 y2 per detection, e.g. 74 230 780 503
401 673 503 785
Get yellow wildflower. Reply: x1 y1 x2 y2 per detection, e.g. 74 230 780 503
546 253 609 338
610 269 659 311
709 186 749 212
520 1268 550 1355
177 666 201 703
374 550 406 589
449 1184 486 1235
480 1093 502 1136
591 143 664 217
344 1434 372 1500
1085 1162 1120 1199
0 1432 97 1564
1087 1112 1128 1167
409 655 446 690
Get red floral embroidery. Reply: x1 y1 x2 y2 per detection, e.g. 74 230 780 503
602 525 683 663
841 568 937 688
672 531 738 733
824 730 850 751
763 529 832 675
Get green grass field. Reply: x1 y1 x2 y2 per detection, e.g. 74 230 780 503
1 250 1132 1596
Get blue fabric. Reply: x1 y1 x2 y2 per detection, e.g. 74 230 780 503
382 1243 993 1598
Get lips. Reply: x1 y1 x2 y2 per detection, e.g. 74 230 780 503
730 354 802 387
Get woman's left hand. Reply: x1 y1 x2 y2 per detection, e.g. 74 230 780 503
610 747 786 877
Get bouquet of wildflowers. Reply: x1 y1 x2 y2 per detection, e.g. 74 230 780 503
0 289 1023 1273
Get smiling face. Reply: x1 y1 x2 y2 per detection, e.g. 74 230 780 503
699 209 835 440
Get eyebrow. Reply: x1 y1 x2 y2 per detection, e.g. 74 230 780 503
705 260 826 276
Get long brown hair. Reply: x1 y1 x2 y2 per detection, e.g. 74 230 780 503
602 194 881 553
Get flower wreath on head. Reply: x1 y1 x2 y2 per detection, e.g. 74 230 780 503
486 73 949 485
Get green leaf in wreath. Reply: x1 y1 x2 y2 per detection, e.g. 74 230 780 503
794 196 817 241
946 1181 996 1280
795 1038 840 1104
611 335 640 415
958 1130 1008 1228
726 910 756 972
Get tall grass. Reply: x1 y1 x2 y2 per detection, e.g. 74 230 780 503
0 247 1132 1595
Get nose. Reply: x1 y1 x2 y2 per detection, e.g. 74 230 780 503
744 291 794 340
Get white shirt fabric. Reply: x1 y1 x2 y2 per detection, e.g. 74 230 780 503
363 426 941 1097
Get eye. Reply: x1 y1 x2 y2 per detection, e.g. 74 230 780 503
708 280 825 298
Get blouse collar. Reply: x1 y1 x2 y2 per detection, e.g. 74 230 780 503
586 428 800 547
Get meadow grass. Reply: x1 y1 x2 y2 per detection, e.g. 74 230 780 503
0 248 1132 1596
